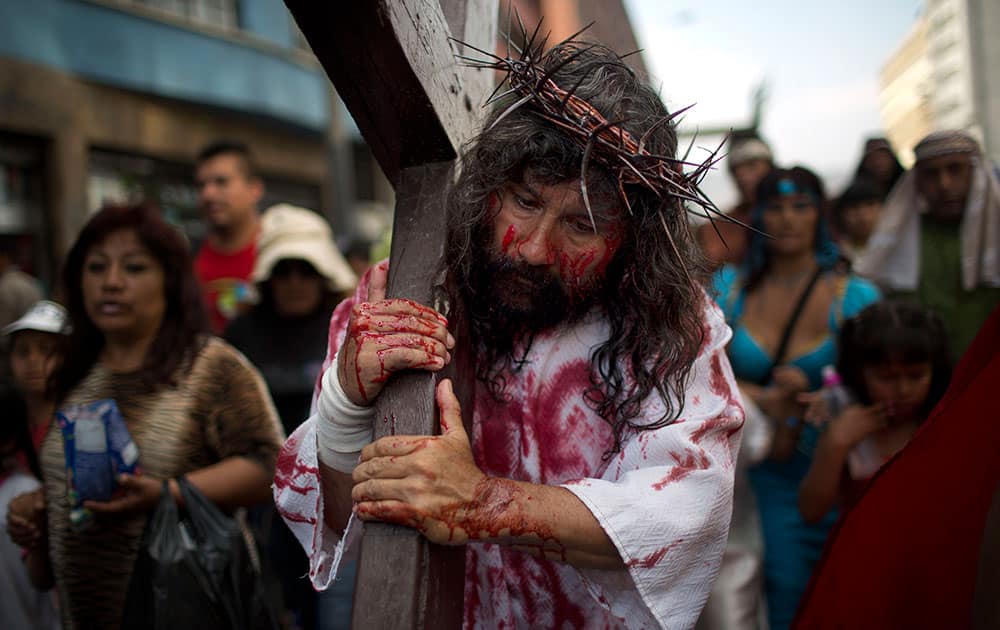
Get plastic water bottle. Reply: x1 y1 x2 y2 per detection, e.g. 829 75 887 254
819 366 883 478
820 365 852 418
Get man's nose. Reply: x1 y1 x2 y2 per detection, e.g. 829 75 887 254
938 170 964 196
199 183 219 202
516 222 557 266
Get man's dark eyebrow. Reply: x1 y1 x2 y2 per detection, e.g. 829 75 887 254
509 181 539 199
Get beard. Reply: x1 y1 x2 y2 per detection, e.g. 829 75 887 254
467 238 606 339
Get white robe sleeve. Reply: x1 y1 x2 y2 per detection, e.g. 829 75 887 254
561 301 745 629
273 419 364 589
272 270 372 589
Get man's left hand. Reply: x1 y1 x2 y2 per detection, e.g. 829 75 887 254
351 379 488 545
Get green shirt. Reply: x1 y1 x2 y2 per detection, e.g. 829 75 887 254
891 218 1000 360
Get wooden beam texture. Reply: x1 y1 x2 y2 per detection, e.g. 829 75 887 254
354 162 467 629
285 0 495 186
285 1 496 627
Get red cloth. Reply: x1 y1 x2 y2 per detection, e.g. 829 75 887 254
793 305 1000 629
194 236 257 334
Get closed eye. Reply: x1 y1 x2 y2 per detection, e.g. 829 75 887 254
514 194 539 210
566 216 595 233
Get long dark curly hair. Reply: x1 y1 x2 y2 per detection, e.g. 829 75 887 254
444 43 709 455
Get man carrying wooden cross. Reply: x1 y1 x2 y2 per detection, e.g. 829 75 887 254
275 41 744 629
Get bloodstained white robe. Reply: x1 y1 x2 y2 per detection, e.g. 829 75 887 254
274 272 744 629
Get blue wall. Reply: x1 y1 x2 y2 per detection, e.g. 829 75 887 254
0 0 330 131
240 0 294 49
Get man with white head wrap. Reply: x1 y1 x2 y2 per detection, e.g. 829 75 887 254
856 130 1000 358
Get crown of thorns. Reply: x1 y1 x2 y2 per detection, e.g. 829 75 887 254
451 15 752 241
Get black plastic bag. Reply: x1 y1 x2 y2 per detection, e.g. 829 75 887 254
121 477 277 630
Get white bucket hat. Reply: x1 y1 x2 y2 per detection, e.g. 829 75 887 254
252 204 357 293
3 300 72 336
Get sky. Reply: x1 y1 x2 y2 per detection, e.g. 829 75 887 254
624 0 924 209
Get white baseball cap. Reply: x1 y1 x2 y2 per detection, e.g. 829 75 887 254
3 300 72 336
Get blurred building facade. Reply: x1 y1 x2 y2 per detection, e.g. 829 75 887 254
879 18 933 167
879 0 1000 165
0 0 392 287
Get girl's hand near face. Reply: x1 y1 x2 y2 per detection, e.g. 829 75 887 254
827 404 887 451
799 402 887 523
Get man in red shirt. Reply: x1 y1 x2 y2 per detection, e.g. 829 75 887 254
193 141 264 334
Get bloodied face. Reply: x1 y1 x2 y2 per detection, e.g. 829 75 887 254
474 177 625 331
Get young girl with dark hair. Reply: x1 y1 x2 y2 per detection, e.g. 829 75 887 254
798 301 951 523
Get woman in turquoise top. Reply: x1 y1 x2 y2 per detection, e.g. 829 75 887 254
712 166 880 630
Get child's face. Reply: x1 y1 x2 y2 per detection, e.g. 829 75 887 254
10 330 61 397
862 360 933 422
841 200 881 244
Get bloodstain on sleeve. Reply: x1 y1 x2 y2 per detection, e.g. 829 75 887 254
274 426 321 529
625 538 685 569
554 297 743 628
650 448 712 490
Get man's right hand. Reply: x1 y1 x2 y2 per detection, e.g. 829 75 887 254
8 489 46 549
338 261 455 406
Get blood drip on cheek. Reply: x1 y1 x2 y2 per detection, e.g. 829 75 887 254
487 192 501 213
556 232 622 290
502 224 517 251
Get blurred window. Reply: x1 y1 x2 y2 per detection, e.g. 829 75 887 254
132 0 239 31
87 148 321 249
0 133 52 286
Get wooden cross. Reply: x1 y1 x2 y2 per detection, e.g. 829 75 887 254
284 2 497 627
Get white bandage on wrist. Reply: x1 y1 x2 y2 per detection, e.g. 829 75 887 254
316 351 376 473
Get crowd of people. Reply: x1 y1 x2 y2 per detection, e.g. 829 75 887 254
698 128 998 629
1 39 998 630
